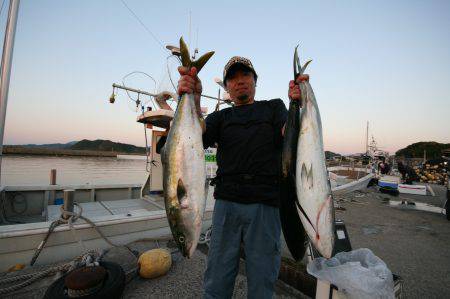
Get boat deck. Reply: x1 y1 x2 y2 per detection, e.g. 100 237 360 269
2 195 166 225
47 197 165 221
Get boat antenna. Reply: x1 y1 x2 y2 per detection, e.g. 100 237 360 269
187 11 199 60
189 10 192 57
365 121 369 155
193 27 199 60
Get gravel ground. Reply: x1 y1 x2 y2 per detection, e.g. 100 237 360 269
2 184 448 298
334 185 450 299
122 240 306 298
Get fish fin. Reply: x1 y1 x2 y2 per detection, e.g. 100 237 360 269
300 163 314 189
293 45 312 76
177 178 189 209
300 163 307 185
192 51 215 73
307 165 314 188
294 44 300 78
300 59 312 75
179 37 191 67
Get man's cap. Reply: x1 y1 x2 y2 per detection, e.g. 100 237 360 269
223 56 257 85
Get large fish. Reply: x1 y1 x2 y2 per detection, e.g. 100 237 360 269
294 46 335 258
279 178 307 261
279 48 307 261
161 37 214 258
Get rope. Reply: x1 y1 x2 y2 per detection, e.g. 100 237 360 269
120 0 166 51
198 226 212 246
0 250 101 295
30 203 118 266
0 264 71 294
0 199 143 295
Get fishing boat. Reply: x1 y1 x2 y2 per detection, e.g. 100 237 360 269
0 183 215 271
328 166 374 195
0 1 221 272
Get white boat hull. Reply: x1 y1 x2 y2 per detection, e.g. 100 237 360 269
0 209 213 271
0 184 215 271
328 166 374 196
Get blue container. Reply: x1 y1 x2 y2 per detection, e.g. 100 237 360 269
378 181 398 189
54 198 64 205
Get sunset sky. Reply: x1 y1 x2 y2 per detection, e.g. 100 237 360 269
2 0 449 154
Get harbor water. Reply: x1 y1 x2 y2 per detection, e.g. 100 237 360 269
0 155 148 186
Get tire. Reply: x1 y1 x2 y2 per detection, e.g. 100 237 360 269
379 186 399 196
43 261 125 299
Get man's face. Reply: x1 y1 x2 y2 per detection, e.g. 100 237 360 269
225 68 256 106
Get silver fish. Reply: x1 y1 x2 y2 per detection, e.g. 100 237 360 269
294 47 335 258
161 37 214 258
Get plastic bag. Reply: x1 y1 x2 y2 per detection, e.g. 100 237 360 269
307 248 394 299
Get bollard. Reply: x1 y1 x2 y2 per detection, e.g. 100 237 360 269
50 169 57 185
49 169 57 203
62 189 75 220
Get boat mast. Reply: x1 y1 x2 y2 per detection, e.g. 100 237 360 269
0 0 20 185
365 121 369 155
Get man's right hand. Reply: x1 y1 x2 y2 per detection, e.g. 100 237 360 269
178 66 203 116
178 66 202 95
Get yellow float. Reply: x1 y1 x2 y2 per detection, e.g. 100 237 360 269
138 248 172 279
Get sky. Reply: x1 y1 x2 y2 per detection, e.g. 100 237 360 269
1 0 449 154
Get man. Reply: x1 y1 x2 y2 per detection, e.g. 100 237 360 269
397 161 417 184
177 56 307 298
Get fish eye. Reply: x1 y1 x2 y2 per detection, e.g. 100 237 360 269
179 236 185 243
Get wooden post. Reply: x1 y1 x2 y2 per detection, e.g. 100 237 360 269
50 169 57 185
62 189 74 220
49 169 57 204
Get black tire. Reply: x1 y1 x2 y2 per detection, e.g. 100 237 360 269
379 186 399 196
43 261 125 299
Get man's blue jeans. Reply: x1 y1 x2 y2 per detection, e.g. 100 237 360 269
203 199 281 299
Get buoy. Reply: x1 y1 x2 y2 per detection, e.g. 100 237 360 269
7 264 25 272
138 248 172 279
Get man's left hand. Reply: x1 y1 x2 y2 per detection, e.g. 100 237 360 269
288 74 309 105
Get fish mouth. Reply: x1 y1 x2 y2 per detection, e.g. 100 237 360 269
185 240 196 258
314 240 333 259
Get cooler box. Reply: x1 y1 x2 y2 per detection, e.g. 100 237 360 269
378 175 400 189
398 184 427 195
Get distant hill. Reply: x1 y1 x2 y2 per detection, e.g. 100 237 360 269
395 142 450 159
325 151 341 159
7 139 147 154
18 141 77 149
70 139 146 154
